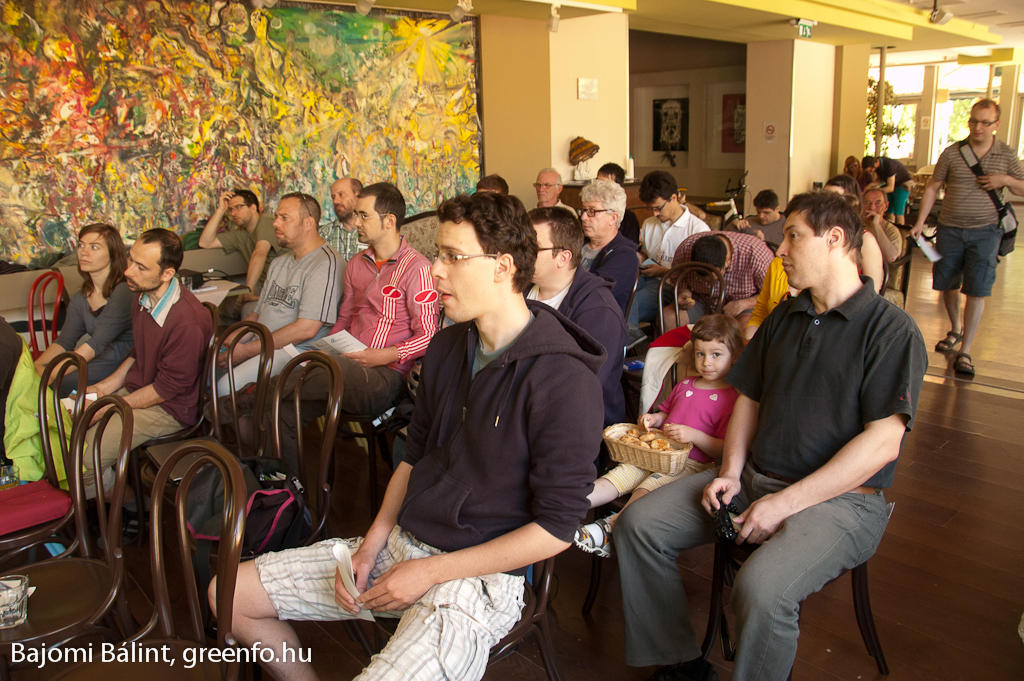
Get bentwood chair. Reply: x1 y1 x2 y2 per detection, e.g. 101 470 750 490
658 262 727 336
268 351 343 544
368 557 563 681
701 517 892 678
53 441 248 681
27 271 64 359
0 353 86 567
0 396 136 680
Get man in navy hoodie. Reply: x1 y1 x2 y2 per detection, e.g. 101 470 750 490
528 205 627 427
215 192 605 681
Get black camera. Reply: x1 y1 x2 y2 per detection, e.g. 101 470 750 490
715 491 740 541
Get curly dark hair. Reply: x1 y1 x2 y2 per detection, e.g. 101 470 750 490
437 193 537 293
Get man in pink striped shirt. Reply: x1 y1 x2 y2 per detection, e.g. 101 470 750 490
272 182 439 474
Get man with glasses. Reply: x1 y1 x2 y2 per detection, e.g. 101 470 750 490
631 171 710 333
580 179 640 316
199 188 288 318
911 98 1024 376
529 205 627 426
215 192 342 396
218 191 603 681
534 167 578 216
268 182 438 474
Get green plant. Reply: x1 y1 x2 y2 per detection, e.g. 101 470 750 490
865 77 913 156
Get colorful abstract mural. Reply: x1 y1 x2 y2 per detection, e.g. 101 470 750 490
0 0 482 266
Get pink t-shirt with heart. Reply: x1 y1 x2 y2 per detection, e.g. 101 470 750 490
657 378 739 463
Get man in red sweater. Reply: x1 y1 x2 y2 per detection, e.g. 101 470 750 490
83 229 212 499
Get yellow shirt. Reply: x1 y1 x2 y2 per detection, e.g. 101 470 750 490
748 257 789 329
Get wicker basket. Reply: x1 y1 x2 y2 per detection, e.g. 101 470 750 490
603 423 694 476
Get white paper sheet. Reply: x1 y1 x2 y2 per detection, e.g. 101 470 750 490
915 236 943 263
190 279 248 307
312 330 367 358
331 543 375 621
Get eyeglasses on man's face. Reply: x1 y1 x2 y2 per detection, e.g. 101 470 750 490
355 211 392 222
433 251 500 265
533 183 558 189
581 207 613 218
968 118 999 128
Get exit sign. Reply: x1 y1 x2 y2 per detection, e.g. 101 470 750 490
797 20 813 39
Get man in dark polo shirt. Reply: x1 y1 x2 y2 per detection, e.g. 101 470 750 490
615 191 926 681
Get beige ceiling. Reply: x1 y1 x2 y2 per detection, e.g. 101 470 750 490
305 0 1007 53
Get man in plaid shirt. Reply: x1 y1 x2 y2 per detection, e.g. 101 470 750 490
319 177 369 261
669 232 774 329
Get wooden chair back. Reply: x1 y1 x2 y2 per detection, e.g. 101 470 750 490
658 262 727 335
209 320 274 457
146 441 247 658
269 351 343 543
28 271 63 358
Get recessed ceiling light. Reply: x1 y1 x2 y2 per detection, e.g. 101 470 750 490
956 11 1006 20
996 21 1024 28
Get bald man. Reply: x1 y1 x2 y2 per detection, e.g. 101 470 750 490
320 177 367 261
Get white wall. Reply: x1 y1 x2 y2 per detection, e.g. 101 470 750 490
549 13 631 182
790 41 836 195
746 41 794 201
631 65 747 199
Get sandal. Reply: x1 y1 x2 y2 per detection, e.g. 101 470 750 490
954 353 975 376
935 331 962 352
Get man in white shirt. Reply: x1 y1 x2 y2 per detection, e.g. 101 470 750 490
629 170 710 330
534 168 578 216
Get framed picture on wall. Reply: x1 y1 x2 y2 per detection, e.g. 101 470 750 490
632 85 690 168
706 81 746 170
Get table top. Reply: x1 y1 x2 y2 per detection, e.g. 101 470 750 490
189 279 248 306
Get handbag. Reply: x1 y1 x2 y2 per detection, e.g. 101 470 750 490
0 481 73 535
958 141 1017 256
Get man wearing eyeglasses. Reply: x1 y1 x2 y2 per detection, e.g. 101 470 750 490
911 98 1024 376
199 188 288 319
219 192 603 681
268 182 439 473
528 205 627 426
630 171 710 334
534 167 578 216
862 155 913 227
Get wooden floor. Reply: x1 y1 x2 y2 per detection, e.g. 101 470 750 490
56 249 1024 680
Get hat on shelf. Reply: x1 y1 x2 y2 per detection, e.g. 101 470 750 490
569 137 600 166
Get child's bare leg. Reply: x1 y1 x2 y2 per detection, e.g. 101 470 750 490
588 477 620 508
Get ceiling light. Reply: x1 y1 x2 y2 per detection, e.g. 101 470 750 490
450 0 472 22
355 0 375 16
547 4 560 33
929 0 952 25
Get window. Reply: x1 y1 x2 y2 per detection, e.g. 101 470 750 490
866 66 924 159
931 64 998 162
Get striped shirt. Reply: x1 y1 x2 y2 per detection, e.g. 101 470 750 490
933 138 1024 229
332 237 439 377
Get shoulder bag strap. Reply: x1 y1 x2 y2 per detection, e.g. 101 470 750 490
959 140 1008 213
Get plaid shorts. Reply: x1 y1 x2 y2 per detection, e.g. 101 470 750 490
256 526 526 680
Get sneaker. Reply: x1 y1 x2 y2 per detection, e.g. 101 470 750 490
626 326 648 350
573 517 615 558
648 659 719 681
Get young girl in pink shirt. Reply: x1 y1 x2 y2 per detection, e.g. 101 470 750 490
574 314 744 557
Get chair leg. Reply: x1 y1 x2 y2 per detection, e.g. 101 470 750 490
581 551 602 616
851 562 889 675
366 424 379 519
535 616 563 681
343 620 374 658
701 541 727 660
130 449 147 547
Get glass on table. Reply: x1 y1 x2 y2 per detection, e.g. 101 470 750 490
0 575 29 629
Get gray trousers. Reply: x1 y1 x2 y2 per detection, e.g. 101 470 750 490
615 463 889 681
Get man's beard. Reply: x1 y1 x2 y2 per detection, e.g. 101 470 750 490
127 278 160 294
335 205 354 223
